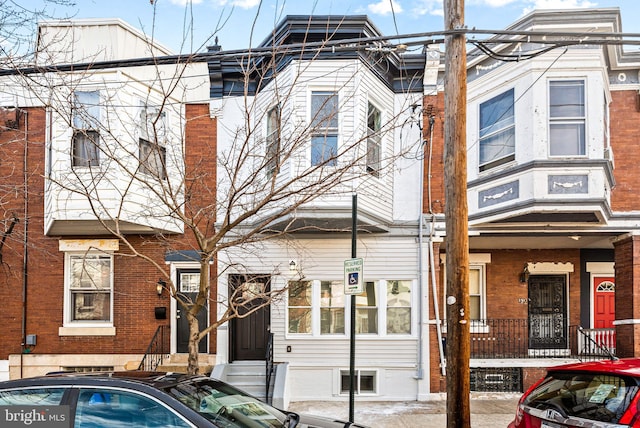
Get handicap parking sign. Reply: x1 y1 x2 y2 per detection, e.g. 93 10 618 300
344 258 363 294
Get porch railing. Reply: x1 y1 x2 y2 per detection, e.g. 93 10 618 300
265 332 275 405
137 325 170 371
442 319 616 361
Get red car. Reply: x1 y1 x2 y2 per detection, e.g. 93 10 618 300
509 358 640 427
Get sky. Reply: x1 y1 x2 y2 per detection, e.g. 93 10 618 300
19 0 640 53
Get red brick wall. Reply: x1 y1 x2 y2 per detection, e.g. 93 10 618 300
0 107 45 358
428 247 581 393
614 236 640 358
423 93 446 215
610 91 640 212
0 104 218 359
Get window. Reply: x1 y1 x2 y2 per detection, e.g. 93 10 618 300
0 388 65 405
311 91 338 166
72 90 100 167
355 282 378 334
76 389 191 428
367 102 382 176
139 138 167 179
386 280 411 334
549 80 585 156
469 266 485 321
288 281 312 334
266 105 281 177
67 253 112 322
479 89 514 171
139 103 167 141
340 369 377 394
320 280 345 334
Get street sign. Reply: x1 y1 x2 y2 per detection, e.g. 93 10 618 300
344 258 364 295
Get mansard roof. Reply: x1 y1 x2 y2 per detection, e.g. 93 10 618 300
208 15 425 98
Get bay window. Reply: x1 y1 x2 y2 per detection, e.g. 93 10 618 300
72 90 101 167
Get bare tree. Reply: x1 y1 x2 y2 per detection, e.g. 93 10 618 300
4 11 423 374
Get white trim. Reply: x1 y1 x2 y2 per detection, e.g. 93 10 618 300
58 326 115 336
613 319 640 326
59 239 119 252
586 262 614 275
527 262 574 274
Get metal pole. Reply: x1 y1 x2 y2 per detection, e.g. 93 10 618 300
349 193 357 422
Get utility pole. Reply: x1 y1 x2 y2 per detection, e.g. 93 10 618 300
443 0 470 427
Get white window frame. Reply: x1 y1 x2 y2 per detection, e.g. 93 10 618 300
285 279 416 338
549 79 586 157
63 252 114 327
355 281 378 334
265 104 281 177
71 90 101 167
479 88 515 172
337 368 378 396
310 90 339 167
287 280 313 335
139 137 167 180
440 254 490 333
366 101 382 177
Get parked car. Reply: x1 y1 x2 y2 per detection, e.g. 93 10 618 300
0 371 368 428
509 358 640 428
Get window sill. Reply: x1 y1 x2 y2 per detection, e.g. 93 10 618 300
59 326 116 336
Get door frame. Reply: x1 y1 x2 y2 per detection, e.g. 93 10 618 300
169 261 208 354
587 262 615 329
524 262 574 353
228 273 271 362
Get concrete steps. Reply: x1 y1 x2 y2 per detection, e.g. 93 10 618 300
212 361 270 401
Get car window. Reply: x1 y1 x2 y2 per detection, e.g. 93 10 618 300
165 378 286 428
74 389 192 428
0 388 65 405
523 371 639 424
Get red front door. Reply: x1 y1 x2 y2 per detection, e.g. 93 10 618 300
593 276 615 329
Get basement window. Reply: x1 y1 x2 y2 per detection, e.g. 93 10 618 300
340 369 377 395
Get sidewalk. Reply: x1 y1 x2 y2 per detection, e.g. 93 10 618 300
288 394 520 428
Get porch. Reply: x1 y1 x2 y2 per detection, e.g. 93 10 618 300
443 319 616 360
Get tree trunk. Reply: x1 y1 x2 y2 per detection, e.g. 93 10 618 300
187 311 201 375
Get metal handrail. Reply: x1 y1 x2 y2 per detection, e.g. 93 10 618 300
265 332 275 404
137 325 169 371
441 319 617 361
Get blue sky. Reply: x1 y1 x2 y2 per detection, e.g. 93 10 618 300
23 0 640 53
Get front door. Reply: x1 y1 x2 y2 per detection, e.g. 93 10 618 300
593 276 615 329
229 274 270 361
528 275 567 349
176 269 208 353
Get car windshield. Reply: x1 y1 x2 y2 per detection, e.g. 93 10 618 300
164 377 288 428
523 371 639 424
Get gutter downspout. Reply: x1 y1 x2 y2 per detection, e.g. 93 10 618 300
20 109 29 378
424 109 446 376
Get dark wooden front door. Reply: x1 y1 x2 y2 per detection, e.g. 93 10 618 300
176 269 208 354
528 275 567 349
229 274 270 361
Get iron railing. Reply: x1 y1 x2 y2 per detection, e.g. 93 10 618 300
265 332 275 404
137 325 170 371
442 319 616 361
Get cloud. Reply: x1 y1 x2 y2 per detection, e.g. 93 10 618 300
213 0 261 9
368 0 403 16
411 0 444 17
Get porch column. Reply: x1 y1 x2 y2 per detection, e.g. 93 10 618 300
614 235 640 357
